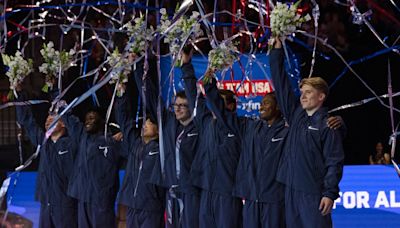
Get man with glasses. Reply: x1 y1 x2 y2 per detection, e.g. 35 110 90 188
132 53 200 228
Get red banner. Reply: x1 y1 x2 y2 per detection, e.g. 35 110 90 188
217 79 273 96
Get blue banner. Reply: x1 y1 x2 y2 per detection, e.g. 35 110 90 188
333 165 400 227
160 52 300 118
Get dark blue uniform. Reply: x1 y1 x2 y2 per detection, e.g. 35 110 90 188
206 89 288 227
270 48 345 228
61 111 120 228
134 61 200 228
182 63 242 228
202 76 287 228
234 117 287 228
16 94 78 228
115 94 165 228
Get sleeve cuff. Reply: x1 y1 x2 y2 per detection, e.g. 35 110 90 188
323 191 339 201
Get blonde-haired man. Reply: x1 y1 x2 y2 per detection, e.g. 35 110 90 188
270 39 345 228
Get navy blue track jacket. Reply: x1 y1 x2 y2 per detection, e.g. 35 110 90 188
134 61 200 194
270 48 345 200
115 94 165 212
182 63 241 196
61 111 120 208
16 93 77 207
201 76 288 202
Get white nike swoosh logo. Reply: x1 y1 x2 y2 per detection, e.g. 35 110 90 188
99 146 109 157
187 133 198 137
271 137 284 142
228 133 235 137
148 151 159 156
58 150 69 155
308 126 319 131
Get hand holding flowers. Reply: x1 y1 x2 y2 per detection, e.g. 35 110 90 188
159 8 203 65
125 14 154 56
2 51 33 99
269 1 311 48
203 42 238 84
106 48 131 97
39 41 76 92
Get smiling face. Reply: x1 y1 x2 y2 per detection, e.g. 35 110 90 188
299 84 325 111
174 97 191 122
299 77 329 114
84 111 102 133
259 94 280 121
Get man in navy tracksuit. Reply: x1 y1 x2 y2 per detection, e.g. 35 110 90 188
203 74 287 228
270 40 345 228
182 54 242 228
16 91 78 228
60 106 121 227
133 55 200 228
114 89 165 228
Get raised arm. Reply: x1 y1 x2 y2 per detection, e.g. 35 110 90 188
181 62 212 129
133 56 165 123
269 41 299 124
203 77 241 135
15 92 44 146
59 107 85 144
114 93 141 157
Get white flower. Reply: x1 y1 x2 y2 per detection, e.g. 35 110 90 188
208 42 237 72
39 42 76 90
158 8 203 56
160 8 167 15
125 14 154 55
106 48 131 97
134 17 142 25
191 11 200 20
2 51 33 94
270 2 310 38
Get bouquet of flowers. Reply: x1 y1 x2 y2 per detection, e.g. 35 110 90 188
203 42 238 84
39 41 75 92
125 14 154 55
106 48 131 97
269 1 311 45
159 8 203 61
2 51 33 99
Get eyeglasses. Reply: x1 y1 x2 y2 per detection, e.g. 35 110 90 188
173 103 188 109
